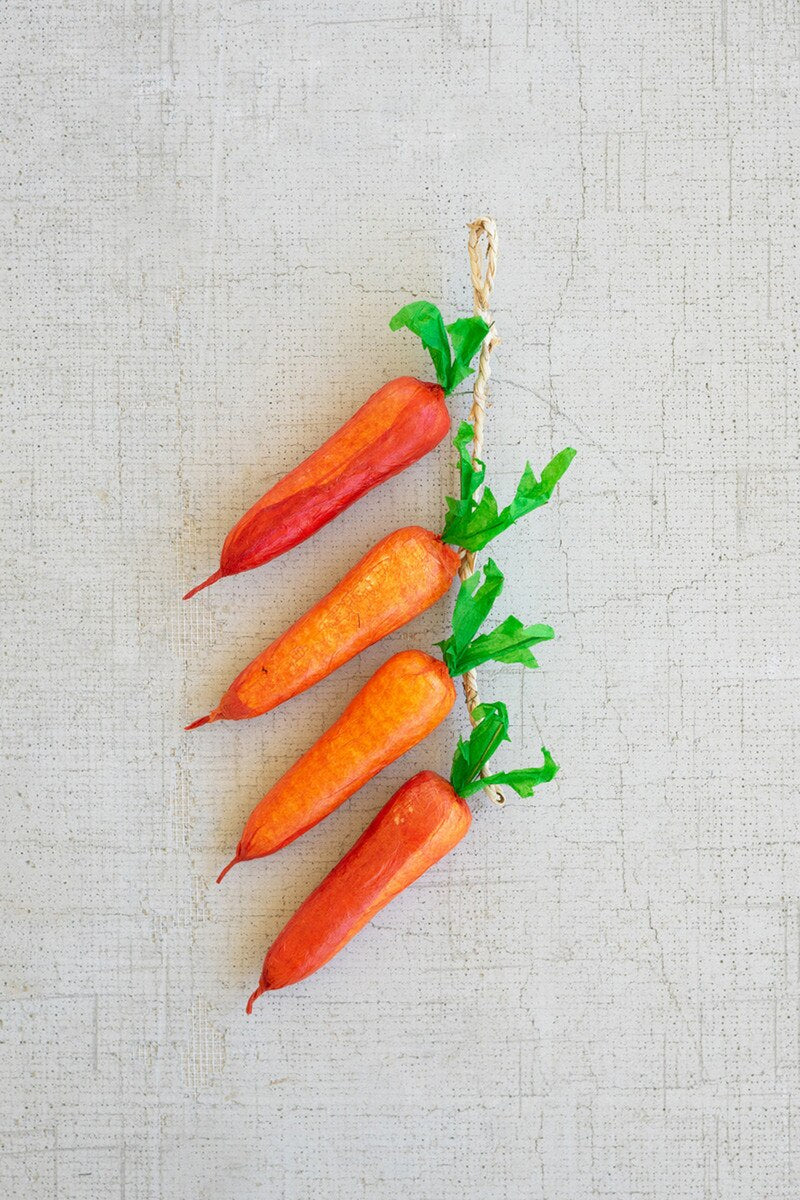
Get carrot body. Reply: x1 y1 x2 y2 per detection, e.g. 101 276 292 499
247 771 470 1004
188 527 460 728
184 378 449 599
218 650 456 875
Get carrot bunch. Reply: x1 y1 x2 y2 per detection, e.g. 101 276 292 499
234 555 561 1004
184 295 576 1008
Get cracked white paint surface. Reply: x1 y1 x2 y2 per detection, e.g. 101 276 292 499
2 1 799 1197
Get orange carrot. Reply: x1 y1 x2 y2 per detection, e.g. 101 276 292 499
187 527 459 729
247 771 470 1003
217 650 456 877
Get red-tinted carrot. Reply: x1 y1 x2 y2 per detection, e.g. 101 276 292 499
184 378 449 599
244 703 561 1004
183 302 491 599
217 650 456 877
187 527 459 729
247 771 470 1004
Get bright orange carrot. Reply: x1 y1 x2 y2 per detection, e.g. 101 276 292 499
217 650 456 877
247 771 470 1004
187 527 460 729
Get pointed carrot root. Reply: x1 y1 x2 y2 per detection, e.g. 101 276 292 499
185 713 213 731
183 569 223 600
246 984 264 1014
216 854 240 884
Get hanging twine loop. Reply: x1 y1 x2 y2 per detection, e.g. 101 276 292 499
459 217 505 807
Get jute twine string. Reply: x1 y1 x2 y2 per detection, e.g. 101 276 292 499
459 217 505 807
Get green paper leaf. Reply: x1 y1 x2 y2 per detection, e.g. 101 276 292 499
390 302 452 392
442 426 576 551
449 701 510 796
450 615 555 675
437 560 555 676
504 447 578 528
457 747 559 799
450 706 560 800
446 316 490 391
390 305 489 394
450 420 485 508
436 558 505 673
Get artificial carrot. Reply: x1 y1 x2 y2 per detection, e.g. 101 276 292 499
246 771 471 1003
246 703 560 1004
183 303 490 599
216 650 456 877
184 379 447 599
186 526 459 729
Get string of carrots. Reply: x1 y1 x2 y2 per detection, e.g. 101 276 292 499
185 284 575 1008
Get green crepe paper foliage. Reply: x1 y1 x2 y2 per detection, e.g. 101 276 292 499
449 701 559 799
449 701 510 796
436 559 554 677
442 422 576 552
389 312 574 801
474 749 559 799
389 301 490 395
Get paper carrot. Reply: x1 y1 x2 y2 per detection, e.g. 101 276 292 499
186 527 459 729
246 703 557 1002
183 303 489 599
247 771 470 1003
216 650 456 877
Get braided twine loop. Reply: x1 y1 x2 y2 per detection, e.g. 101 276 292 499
459 218 505 806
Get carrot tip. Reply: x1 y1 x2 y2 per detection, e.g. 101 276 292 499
183 569 223 600
185 713 213 731
246 984 264 1015
216 855 240 884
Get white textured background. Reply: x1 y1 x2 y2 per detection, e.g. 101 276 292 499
2 1 799 1197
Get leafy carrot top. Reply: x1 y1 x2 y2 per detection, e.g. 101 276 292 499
435 422 575 801
436 558 554 677
390 302 490 395
443 423 576 551
450 702 558 799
